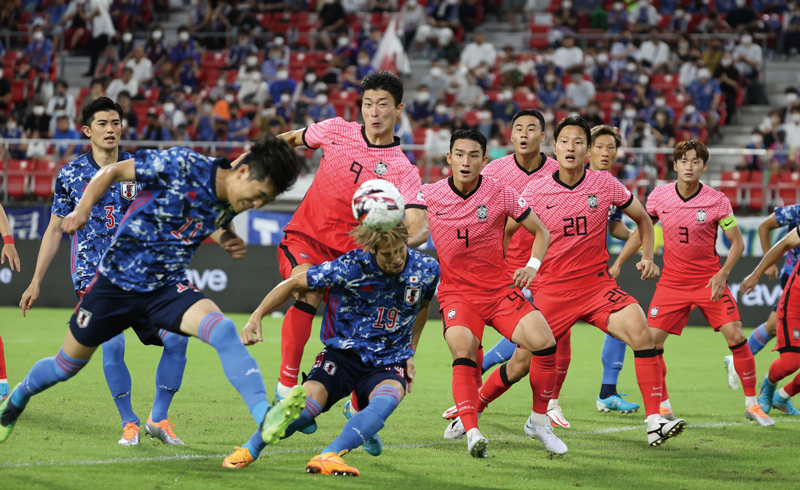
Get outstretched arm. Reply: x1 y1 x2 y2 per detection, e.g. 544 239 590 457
62 159 136 235
240 271 312 345
741 227 800 296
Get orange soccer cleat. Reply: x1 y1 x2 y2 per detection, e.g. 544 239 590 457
223 447 255 469
305 452 360 476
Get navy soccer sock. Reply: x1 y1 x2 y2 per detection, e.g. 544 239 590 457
151 330 188 422
322 385 400 455
101 334 139 426
11 349 89 410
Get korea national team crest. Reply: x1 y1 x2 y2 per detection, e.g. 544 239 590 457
588 194 599 209
477 204 488 220
76 308 92 328
448 308 456 320
794 329 799 340
120 181 137 201
697 210 707 223
650 306 659 318
404 285 422 305
374 161 388 176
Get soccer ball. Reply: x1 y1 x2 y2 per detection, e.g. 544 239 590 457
352 179 405 232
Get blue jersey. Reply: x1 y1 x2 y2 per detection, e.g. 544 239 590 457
52 150 137 290
99 147 235 292
307 248 440 367
775 204 800 275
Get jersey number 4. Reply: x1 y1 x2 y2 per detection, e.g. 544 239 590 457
172 218 203 244
373 307 399 330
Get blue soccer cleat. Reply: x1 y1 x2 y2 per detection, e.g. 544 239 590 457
596 394 640 414
772 392 800 415
758 375 777 414
0 382 10 402
342 400 382 456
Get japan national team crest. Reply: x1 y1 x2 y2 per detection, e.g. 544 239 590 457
120 181 137 201
76 308 92 328
323 360 337 376
649 306 659 318
697 210 707 223
477 204 488 220
587 194 598 209
404 286 422 305
374 161 388 176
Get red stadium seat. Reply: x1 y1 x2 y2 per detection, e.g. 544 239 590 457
651 74 680 92
142 88 161 103
5 175 27 199
204 51 227 70
32 161 58 199
10 79 26 105
514 92 537 109
529 25 549 49
595 91 619 105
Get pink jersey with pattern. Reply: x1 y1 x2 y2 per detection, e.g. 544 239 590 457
423 176 531 297
285 117 425 253
521 169 633 291
482 153 560 271
646 183 734 287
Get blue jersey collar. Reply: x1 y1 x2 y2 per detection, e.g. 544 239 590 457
86 149 131 170
209 157 232 202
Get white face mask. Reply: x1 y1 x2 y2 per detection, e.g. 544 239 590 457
435 105 447 115
416 91 430 102
246 56 258 67
698 69 711 80
337 37 349 47
163 103 175 113
179 32 190 42
122 33 133 43
685 105 696 114
33 31 44 41
787 93 798 103
202 104 212 113
721 58 732 67
315 95 328 105
217 79 226 88
544 74 555 83
751 134 763 144
280 94 291 103
250 71 261 81
742 34 752 45
430 66 443 77
0 69 4 78
624 108 637 118
224 94 235 103
152 30 163 40
239 39 249 47
357 57 369 66
503 90 513 100
611 102 622 111
597 53 608 64
638 75 649 85
276 70 288 81
544 112 554 123
655 98 665 107
305 73 317 84
792 113 800 123
613 2 623 10
7 121 17 130
274 36 284 46
33 106 45 116
563 0 572 8
626 63 637 72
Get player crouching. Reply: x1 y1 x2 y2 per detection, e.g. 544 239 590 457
227 223 440 475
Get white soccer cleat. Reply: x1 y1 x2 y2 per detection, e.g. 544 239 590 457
466 428 488 458
723 355 739 390
145 416 184 445
546 404 571 428
442 405 459 420
444 416 466 439
745 404 775 426
647 416 686 446
525 418 568 454
118 422 140 446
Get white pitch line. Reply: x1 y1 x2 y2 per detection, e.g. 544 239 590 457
3 418 797 468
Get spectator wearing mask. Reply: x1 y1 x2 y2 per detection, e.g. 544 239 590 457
422 61 449 101
415 0 460 57
785 106 800 149
140 109 170 142
24 101 52 138
52 115 81 159
618 59 642 93
116 91 138 132
714 51 741 123
2 116 25 159
537 70 567 109
94 45 120 79
733 33 763 79
592 51 616 91
702 39 725 72
226 30 257 70
639 27 671 72
408 86 434 125
652 109 676 148
238 68 270 106
739 130 765 171
610 31 638 75
46 79 77 127
432 101 451 126
565 70 596 109
644 92 675 125
125 45 154 86
607 1 629 33
83 0 116 77
784 88 800 117
769 127 792 171
459 28 497 70
269 66 297 104
618 102 639 141
20 25 54 80
106 67 139 102
553 0 578 30
360 26 383 58
553 35 583 71
194 100 216 141
159 99 188 138
261 47 287 82
581 101 604 127
725 0 758 31
312 0 347 51
630 0 660 31
169 26 202 65
295 69 320 106
670 8 689 32
451 104 471 131
609 99 624 127
145 26 168 65
275 89 296 125
227 102 251 142
400 0 427 51
473 61 495 90
25 129 50 160
117 31 135 60
686 67 722 133
179 56 201 90
630 74 655 109
492 87 520 131
677 103 707 139
306 90 337 123
454 73 483 107
355 49 375 80
678 48 704 87
782 11 800 57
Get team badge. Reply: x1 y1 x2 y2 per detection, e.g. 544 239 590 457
518 197 527 207
608 205 618 217
404 286 422 305
323 360 337 375
176 281 199 293
448 309 456 320
587 194 598 209
409 275 420 283
394 366 405 378
417 191 425 202
374 161 388 176
697 210 707 223
120 181 137 201
794 329 799 340
477 204 488 220
649 306 659 318
77 308 92 328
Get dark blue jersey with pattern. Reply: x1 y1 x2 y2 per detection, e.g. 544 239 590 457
775 204 800 275
307 248 440 367
98 147 235 292
52 150 138 291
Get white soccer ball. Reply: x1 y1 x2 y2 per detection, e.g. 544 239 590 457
352 179 405 232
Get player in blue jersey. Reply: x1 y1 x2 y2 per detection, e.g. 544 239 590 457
0 135 306 453
19 97 190 446
225 223 440 475
722 204 800 389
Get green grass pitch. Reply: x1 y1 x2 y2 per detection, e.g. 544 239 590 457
1 307 799 489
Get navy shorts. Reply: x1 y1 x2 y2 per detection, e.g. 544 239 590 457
773 272 791 313
305 348 407 413
70 273 206 348
76 289 163 347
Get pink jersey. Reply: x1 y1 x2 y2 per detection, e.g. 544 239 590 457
423 176 531 297
646 183 735 287
482 153 560 271
521 169 633 291
285 117 425 253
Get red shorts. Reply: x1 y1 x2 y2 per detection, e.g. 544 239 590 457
278 232 348 279
439 286 536 341
776 275 800 354
647 282 740 335
533 278 639 341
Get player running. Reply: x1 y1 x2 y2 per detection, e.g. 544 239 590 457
741 226 800 416
0 202 20 401
272 72 429 402
0 136 307 450
639 140 773 426
18 97 191 446
723 204 800 389
425 128 563 457
445 117 683 447
225 222 439 474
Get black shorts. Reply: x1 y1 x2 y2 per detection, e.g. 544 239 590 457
773 272 791 313
70 273 206 348
305 348 407 413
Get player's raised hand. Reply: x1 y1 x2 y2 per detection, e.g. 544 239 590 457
739 273 760 298
221 236 247 259
636 259 660 280
1 243 20 272
405 356 415 394
240 314 264 346
706 270 728 301
19 282 40 317
61 209 89 235
513 266 538 290
765 263 780 281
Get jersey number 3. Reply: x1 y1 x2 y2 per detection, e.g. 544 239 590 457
373 307 399 330
104 206 115 229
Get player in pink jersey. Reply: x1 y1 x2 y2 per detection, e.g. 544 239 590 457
626 140 773 426
424 129 566 457
254 72 430 402
448 117 685 447
741 226 800 417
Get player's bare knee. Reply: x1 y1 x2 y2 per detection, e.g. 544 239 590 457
302 380 329 409
506 349 533 381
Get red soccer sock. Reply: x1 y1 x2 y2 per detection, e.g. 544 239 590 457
0 334 6 380
278 302 316 387
475 347 484 388
529 345 557 414
634 350 663 417
350 391 360 412
768 352 800 385
452 360 480 433
729 340 757 397
553 330 571 399
784 373 800 397
656 349 669 402
477 364 513 412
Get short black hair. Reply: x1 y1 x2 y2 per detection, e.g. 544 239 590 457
449 129 487 157
55 79 68 89
511 109 545 130
236 133 301 195
361 71 404 107
82 97 124 127
554 115 592 145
